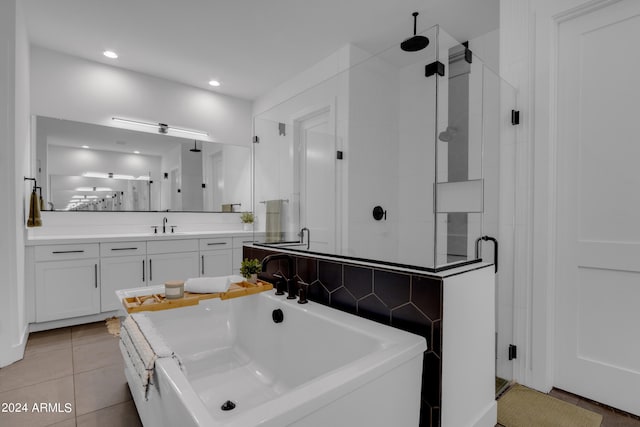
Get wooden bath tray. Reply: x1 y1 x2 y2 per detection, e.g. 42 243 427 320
122 280 273 313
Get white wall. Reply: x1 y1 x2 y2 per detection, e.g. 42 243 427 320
346 54 400 261
31 46 252 146
469 29 500 74
0 0 30 367
252 45 354 117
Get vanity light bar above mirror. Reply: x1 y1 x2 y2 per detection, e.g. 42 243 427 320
111 117 209 138
82 172 150 181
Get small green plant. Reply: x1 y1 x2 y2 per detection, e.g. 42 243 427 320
240 211 255 224
240 258 261 279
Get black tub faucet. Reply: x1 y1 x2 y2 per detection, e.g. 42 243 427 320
261 254 297 299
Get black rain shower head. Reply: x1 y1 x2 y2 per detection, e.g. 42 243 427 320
190 140 201 153
401 12 429 52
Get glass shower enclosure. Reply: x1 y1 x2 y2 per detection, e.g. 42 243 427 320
252 24 517 387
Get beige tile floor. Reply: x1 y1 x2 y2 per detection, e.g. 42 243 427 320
0 322 141 427
4 321 640 427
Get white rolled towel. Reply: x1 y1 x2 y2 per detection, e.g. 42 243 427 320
184 275 244 293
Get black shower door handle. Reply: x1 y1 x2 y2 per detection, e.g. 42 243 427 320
475 236 499 273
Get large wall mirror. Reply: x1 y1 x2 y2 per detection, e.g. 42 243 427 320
35 116 251 212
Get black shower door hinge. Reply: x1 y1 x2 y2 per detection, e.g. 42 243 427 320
253 135 260 143
511 110 520 125
508 344 517 360
462 41 473 63
425 61 445 77
336 150 343 160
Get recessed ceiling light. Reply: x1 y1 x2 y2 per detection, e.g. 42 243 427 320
103 50 118 59
208 80 221 87
133 150 140 154
81 145 90 149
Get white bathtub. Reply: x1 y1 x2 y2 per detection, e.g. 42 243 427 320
121 292 427 427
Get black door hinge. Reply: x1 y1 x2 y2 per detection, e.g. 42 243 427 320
511 110 520 125
336 150 343 160
462 41 473 64
425 61 445 77
508 344 517 360
253 136 260 143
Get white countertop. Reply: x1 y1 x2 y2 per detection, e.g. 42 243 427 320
244 243 493 279
25 230 257 246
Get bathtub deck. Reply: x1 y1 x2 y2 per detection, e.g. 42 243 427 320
184 345 287 419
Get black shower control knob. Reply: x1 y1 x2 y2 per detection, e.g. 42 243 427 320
373 206 386 221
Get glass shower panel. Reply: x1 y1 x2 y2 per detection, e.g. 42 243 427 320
253 26 440 269
434 25 483 267
371 25 439 268
495 77 517 388
253 69 347 249
253 117 299 243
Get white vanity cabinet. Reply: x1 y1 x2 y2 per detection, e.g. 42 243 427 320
100 242 147 312
146 239 200 286
27 232 257 330
34 244 100 322
199 237 233 277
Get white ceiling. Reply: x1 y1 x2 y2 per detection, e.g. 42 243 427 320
23 0 499 101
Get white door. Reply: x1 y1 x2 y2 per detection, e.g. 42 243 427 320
296 110 336 253
555 0 640 415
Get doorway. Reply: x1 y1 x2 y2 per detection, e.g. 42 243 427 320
294 108 336 253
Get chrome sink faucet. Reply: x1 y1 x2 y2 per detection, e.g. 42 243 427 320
162 217 168 234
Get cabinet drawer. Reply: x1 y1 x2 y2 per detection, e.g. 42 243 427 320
147 239 198 255
35 243 99 261
200 237 233 251
100 241 146 257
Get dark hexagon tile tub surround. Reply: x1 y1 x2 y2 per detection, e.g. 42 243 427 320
243 246 443 427
374 270 411 309
306 280 330 306
344 265 373 299
330 287 357 314
357 294 390 324
295 256 318 284
412 275 442 320
392 303 433 341
318 260 343 292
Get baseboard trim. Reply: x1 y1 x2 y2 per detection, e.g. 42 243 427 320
472 400 497 427
0 325 29 368
29 310 119 332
